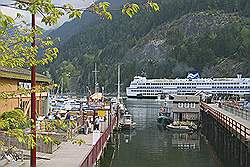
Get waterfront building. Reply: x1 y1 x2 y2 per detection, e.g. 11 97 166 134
126 74 250 98
0 66 50 115
172 95 200 121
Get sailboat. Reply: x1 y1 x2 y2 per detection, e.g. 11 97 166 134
116 64 127 114
115 65 136 129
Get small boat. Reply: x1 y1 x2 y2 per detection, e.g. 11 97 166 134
166 124 193 133
166 121 198 133
157 115 173 126
111 97 117 103
119 103 127 114
120 113 136 129
157 106 173 126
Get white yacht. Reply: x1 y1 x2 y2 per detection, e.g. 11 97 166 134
126 74 250 98
120 113 136 129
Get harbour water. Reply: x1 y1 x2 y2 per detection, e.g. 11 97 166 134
100 99 225 167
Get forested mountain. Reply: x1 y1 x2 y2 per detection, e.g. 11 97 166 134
42 0 250 94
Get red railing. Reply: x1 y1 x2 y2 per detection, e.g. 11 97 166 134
80 117 117 167
201 102 249 143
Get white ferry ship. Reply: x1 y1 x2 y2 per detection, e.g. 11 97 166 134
126 74 250 98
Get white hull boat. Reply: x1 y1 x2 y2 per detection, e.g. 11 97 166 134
120 114 136 129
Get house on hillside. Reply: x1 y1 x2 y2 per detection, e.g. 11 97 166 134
0 66 50 116
172 95 200 121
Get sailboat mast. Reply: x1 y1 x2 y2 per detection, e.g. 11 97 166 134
95 63 97 93
61 78 63 95
92 63 99 93
117 64 120 101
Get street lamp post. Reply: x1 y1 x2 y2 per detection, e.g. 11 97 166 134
31 14 37 167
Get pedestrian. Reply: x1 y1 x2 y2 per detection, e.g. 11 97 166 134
65 110 71 121
65 110 72 138
55 111 61 120
48 112 55 121
94 116 100 130
84 118 90 135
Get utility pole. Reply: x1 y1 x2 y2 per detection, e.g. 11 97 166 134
92 63 99 93
31 13 36 167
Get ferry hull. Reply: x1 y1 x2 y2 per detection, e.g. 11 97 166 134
126 76 250 97
127 96 157 99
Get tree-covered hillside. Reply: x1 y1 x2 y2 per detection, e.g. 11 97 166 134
43 0 250 94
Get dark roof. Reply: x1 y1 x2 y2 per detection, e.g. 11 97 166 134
0 66 50 83
174 95 200 102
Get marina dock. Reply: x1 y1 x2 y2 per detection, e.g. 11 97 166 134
19 117 116 167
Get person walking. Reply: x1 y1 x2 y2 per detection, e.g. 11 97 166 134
65 111 72 138
94 116 100 130
84 118 90 135
55 111 61 120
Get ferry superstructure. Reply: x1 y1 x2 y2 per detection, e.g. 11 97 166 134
126 75 250 98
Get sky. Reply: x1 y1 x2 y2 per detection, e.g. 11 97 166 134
0 0 94 29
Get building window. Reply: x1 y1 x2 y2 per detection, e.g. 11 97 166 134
190 103 195 108
177 103 183 108
184 103 189 108
18 82 31 89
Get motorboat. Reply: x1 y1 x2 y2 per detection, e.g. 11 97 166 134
166 121 197 133
111 97 117 103
119 103 127 114
166 124 193 133
120 113 136 129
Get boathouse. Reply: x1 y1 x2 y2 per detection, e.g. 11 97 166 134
172 95 200 121
0 66 50 116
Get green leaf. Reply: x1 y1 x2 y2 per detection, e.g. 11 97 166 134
131 4 140 13
69 13 75 19
2 20 7 29
105 12 112 20
5 16 14 24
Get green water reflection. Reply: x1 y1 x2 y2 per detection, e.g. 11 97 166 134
101 99 223 167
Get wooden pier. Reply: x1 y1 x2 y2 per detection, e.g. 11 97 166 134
201 102 250 143
201 102 250 167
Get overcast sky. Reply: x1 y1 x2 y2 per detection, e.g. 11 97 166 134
0 0 94 29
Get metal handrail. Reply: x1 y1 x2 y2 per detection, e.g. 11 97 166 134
201 102 249 142
80 117 116 167
221 102 248 120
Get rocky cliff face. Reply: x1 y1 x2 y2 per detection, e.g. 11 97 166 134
124 11 241 63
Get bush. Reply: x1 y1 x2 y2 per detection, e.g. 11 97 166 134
0 109 29 130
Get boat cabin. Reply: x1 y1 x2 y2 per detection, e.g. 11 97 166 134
123 114 133 124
